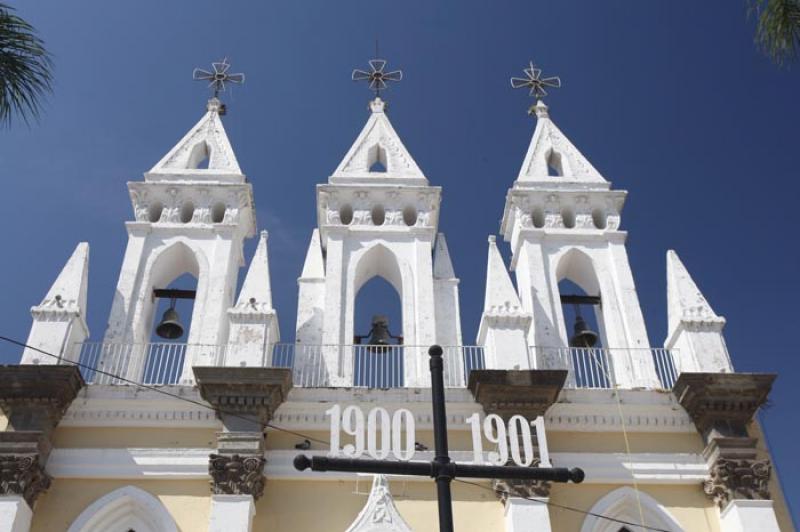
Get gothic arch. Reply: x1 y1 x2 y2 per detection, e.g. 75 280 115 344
131 239 210 345
187 140 210 169
555 248 600 296
352 243 403 296
579 487 684 532
67 486 178 532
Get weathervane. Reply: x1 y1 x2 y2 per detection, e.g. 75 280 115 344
511 60 561 112
352 44 403 98
193 58 245 100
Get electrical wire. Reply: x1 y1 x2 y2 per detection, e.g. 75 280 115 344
0 335 330 446
1 335 681 530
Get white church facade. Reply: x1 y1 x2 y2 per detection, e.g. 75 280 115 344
0 63 794 532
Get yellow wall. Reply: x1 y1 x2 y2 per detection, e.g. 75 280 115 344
31 479 210 532
52 426 217 448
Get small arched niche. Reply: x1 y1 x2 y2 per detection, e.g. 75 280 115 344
561 207 576 229
187 141 211 169
531 207 546 228
340 204 354 225
211 202 226 223
148 202 164 223
367 144 388 173
592 208 607 230
68 486 179 532
179 201 195 224
371 205 386 226
546 149 564 177
402 206 417 226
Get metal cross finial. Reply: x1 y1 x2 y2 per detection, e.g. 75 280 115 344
192 58 245 99
352 53 403 98
510 61 561 101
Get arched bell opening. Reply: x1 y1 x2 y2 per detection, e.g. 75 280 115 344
132 241 205 384
555 249 610 388
349 244 407 388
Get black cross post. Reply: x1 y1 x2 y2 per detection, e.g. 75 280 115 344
294 345 584 532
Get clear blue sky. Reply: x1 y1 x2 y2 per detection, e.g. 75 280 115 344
3 0 798 517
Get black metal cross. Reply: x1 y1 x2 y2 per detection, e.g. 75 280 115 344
192 58 245 99
294 345 584 532
510 60 561 100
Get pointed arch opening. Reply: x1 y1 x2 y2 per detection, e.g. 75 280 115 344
187 141 211 169
367 144 388 173
555 249 610 388
351 245 405 387
67 486 178 532
546 148 564 177
139 242 203 384
579 487 684 532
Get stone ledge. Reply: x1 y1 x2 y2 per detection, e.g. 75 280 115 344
672 372 775 437
0 365 85 432
468 369 567 419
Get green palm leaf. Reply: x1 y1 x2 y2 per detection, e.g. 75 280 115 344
751 0 800 66
0 3 52 126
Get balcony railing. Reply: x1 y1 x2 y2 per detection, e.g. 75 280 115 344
530 346 678 390
77 341 676 390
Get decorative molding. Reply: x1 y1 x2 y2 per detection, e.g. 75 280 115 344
208 453 266 500
703 457 771 509
493 459 551 502
0 454 51 507
345 475 412 532
46 448 708 485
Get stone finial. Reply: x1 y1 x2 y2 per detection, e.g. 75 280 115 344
208 453 266 500
703 457 771 509
32 242 90 319
532 100 549 119
667 250 725 333
370 98 386 113
0 454 52 507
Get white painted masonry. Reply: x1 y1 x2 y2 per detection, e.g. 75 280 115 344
20 243 90 366
664 250 733 374
0 497 32 532
209 495 255 532
503 498 552 532
720 499 782 532
499 100 660 388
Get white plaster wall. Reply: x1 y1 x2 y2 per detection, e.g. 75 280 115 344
666 324 732 374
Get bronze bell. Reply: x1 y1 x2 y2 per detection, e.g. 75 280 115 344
367 315 392 346
156 305 184 339
569 314 598 348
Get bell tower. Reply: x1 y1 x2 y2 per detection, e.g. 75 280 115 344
495 67 660 388
294 64 462 387
101 97 258 382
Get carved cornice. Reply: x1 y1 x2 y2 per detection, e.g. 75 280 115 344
0 454 52 507
208 453 265 500
703 457 771 509
468 369 567 420
673 372 775 437
193 367 292 429
0 365 85 432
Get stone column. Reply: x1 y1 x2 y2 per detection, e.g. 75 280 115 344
0 366 84 532
493 466 552 532
468 369 567 532
673 372 779 532
194 367 291 532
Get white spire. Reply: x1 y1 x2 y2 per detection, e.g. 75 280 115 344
483 236 524 314
235 231 273 310
516 101 607 187
36 242 90 315
433 233 456 279
667 250 724 333
330 98 426 186
300 229 325 279
344 475 412 532
146 98 243 182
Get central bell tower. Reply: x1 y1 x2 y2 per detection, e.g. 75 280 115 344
295 96 462 387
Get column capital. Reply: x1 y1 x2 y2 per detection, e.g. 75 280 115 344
704 455 771 510
0 453 51 507
208 453 266 501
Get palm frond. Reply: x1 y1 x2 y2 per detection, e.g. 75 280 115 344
750 0 800 66
0 3 53 126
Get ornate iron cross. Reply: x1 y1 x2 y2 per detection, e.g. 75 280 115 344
352 58 403 97
510 60 561 100
193 58 245 99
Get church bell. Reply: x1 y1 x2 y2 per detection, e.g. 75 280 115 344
156 301 184 340
366 315 392 346
569 313 598 348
